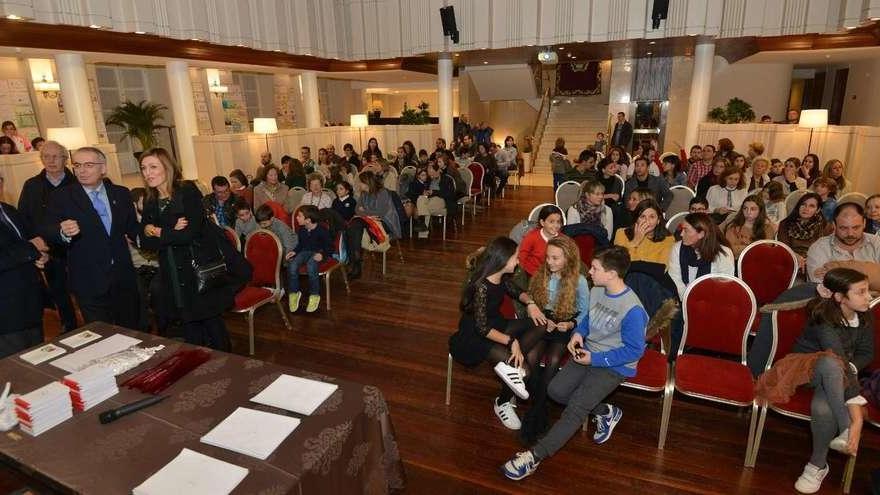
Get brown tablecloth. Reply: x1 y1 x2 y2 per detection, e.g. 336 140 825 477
0 323 405 494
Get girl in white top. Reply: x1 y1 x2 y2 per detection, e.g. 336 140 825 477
299 173 333 210
705 167 748 216
667 212 735 299
566 179 613 241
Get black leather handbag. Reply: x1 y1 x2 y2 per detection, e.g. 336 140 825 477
190 240 227 294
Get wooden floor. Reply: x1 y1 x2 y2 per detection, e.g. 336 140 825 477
11 184 880 494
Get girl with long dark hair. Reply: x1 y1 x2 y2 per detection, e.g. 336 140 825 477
449 237 550 430
721 194 777 258
777 192 832 272
667 212 734 299
615 199 674 266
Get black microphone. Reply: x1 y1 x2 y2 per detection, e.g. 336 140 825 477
99 395 167 424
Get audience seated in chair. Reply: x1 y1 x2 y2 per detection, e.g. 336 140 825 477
566 179 613 241
285 205 332 313
720 194 777 258
518 205 565 277
252 165 288 211
667 212 735 300
805 202 880 286
344 171 402 280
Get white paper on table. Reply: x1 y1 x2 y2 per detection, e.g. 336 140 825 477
59 330 103 349
249 374 339 416
19 344 66 365
200 407 300 460
49 334 141 373
132 448 249 495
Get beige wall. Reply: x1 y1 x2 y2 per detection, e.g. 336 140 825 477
708 57 793 123
841 58 880 126
368 91 459 120
0 56 67 138
486 100 538 146
664 56 694 150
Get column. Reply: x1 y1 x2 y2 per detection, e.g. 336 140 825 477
165 60 199 179
300 71 321 128
54 53 99 145
438 53 454 143
684 40 715 148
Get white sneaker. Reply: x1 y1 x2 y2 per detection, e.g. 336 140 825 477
494 397 521 430
794 462 829 494
494 362 529 400
829 428 849 453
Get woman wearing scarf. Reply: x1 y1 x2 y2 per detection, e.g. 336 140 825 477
667 212 735 300
777 192 834 273
565 180 613 241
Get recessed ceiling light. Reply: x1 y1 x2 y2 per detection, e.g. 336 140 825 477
825 54 831 58
190 38 201 41
134 31 146 34
6 14 23 20
558 46 565 50
483 61 488 64
236 44 246 47
845 25 857 29
572 56 577 59
649 41 656 45
646 51 652 55
89 24 102 29
273 49 281 52
454 53 459 57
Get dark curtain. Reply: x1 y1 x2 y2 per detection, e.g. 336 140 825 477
556 61 602 96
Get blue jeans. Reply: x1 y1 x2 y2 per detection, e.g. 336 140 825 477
552 173 564 191
287 251 321 294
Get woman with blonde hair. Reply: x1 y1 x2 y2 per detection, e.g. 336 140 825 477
139 148 248 350
566 179 613 240
519 236 590 441
820 159 853 196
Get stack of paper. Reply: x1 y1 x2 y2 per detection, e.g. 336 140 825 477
61 365 119 412
14 382 72 436
200 407 300 460
50 334 142 373
133 448 249 495
250 374 339 415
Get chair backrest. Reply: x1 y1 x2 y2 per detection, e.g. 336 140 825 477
528 202 566 225
285 188 305 212
571 234 596 266
264 200 292 227
459 167 474 194
615 173 625 194
784 189 807 217
667 185 695 218
738 240 798 306
837 192 868 208
769 307 809 365
555 181 582 213
291 205 304 230
244 229 283 289
400 165 417 178
467 163 485 190
680 274 756 361
500 295 516 319
595 151 604 160
665 211 688 234
222 226 240 252
868 297 880 370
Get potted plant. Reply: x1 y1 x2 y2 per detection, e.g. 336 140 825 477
105 100 169 160
707 97 755 123
400 101 431 125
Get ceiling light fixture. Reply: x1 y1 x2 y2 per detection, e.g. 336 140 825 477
89 24 103 29
649 41 656 45
134 31 146 34
6 14 23 20
483 61 488 64
646 51 653 55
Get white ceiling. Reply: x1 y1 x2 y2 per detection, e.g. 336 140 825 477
465 64 537 101
740 46 880 65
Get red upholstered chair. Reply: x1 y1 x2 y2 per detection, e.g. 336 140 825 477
738 240 798 332
264 200 292 227
467 162 486 208
660 274 759 465
299 232 350 310
748 304 860 492
570 234 596 267
232 229 292 355
222 226 240 251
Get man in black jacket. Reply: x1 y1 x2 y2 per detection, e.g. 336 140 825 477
18 140 78 332
43 147 141 329
0 201 48 357
610 112 633 150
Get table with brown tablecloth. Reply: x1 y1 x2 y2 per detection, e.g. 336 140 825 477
0 323 405 494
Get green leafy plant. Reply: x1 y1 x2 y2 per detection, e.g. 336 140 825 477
105 100 169 151
707 97 755 123
400 101 431 125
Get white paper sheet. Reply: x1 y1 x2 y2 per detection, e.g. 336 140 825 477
133 448 249 495
200 407 300 460
59 330 103 349
49 334 141 373
19 344 66 365
249 374 339 416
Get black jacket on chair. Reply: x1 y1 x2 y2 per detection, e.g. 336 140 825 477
141 181 243 323
0 203 44 333
42 179 140 299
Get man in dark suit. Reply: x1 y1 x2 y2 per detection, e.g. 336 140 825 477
610 112 633 150
43 147 141 329
0 200 48 358
18 140 79 332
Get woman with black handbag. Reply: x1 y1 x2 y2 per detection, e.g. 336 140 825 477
139 148 246 351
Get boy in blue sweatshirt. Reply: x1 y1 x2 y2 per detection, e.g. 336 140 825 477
287 205 332 313
503 245 648 480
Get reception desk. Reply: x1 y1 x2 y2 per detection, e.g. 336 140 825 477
697 123 880 194
0 144 122 205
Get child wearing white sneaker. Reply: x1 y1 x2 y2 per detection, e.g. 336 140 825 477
287 205 332 313
502 246 647 481
784 268 873 494
449 236 551 431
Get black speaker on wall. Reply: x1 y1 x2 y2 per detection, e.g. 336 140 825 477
651 0 669 29
439 6 460 43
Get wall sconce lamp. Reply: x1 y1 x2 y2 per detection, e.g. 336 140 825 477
34 76 60 98
209 81 229 97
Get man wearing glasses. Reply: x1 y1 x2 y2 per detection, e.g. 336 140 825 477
18 141 79 333
43 147 141 329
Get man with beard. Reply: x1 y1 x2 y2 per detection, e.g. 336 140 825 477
806 202 880 283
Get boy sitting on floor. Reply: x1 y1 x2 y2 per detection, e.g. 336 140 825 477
502 245 648 480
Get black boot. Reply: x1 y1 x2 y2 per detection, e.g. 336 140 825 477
348 259 362 280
